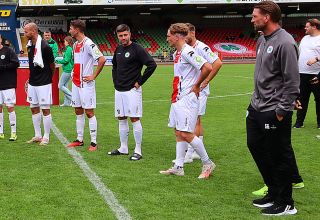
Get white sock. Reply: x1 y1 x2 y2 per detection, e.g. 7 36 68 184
199 135 204 142
132 120 142 155
189 136 211 165
76 114 85 142
89 115 97 144
32 113 42 138
9 111 16 133
118 119 129 154
185 145 194 159
43 114 52 140
0 112 3 134
175 141 188 167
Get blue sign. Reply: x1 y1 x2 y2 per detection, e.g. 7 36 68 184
0 4 19 54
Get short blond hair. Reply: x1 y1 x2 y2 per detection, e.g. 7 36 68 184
168 23 189 37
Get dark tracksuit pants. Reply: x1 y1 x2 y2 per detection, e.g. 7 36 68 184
246 105 296 205
296 73 320 126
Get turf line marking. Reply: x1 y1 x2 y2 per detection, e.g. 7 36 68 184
51 122 132 220
97 92 252 105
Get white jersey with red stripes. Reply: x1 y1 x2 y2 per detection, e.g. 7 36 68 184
193 40 218 95
73 37 103 87
171 43 206 103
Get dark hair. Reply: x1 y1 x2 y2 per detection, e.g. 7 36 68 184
44 30 51 34
169 23 189 37
116 24 130 33
253 0 281 23
186 23 196 32
64 36 74 47
70 19 86 33
307 18 320 30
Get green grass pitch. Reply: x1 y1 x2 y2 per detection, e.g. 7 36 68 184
0 64 319 219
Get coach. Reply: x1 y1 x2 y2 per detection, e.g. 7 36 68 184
246 1 299 216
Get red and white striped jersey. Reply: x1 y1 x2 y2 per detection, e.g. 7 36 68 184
171 43 206 103
193 40 218 95
73 37 103 87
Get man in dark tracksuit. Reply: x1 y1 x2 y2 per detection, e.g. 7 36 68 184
247 1 300 216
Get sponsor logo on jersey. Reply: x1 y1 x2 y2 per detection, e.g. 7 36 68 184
0 55 5 59
203 46 209 52
125 52 130 58
214 43 247 54
187 51 194 57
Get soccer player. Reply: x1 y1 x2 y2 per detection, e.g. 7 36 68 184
182 23 222 162
43 31 59 58
67 19 106 151
107 24 157 160
160 23 215 179
24 23 55 145
0 34 19 141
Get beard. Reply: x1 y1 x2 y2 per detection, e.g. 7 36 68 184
254 23 266 32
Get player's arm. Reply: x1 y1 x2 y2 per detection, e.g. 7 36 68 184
200 57 222 90
83 43 106 82
135 46 157 88
92 56 106 80
276 42 300 121
44 44 55 74
191 62 212 97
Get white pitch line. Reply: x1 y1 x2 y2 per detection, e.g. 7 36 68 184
51 122 132 220
96 92 252 105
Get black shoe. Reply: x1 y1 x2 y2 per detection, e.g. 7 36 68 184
261 203 297 216
293 123 304 128
253 195 274 208
317 124 320 129
129 153 142 161
107 149 129 156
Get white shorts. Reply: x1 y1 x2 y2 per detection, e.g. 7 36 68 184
27 84 52 106
0 88 16 107
72 82 96 109
198 92 208 116
115 87 142 118
168 92 199 132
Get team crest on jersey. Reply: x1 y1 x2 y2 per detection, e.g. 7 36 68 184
0 55 5 59
267 46 273 53
125 52 130 58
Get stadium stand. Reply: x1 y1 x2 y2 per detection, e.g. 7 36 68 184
47 22 306 61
